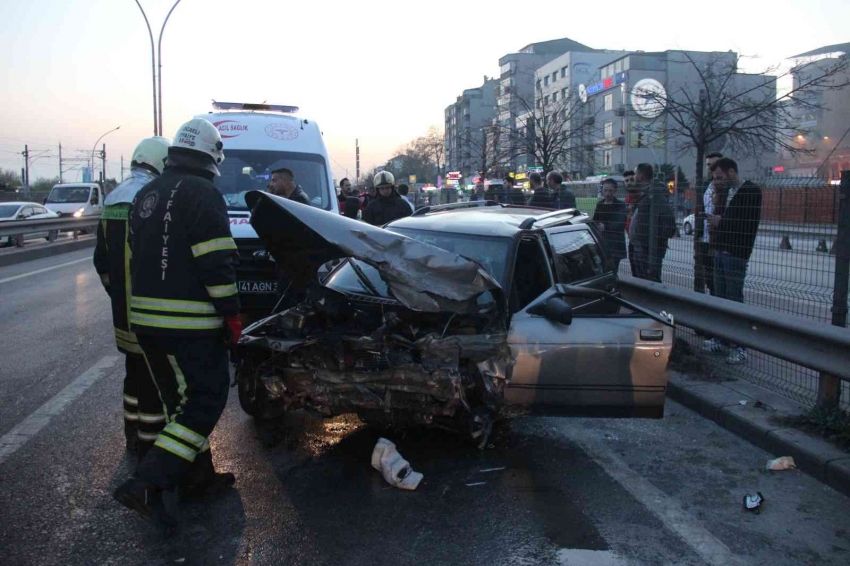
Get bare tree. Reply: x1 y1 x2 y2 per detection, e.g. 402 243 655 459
498 80 601 175
636 50 850 186
418 126 445 177
462 124 512 180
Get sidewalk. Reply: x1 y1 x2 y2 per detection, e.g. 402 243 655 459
666 370 850 496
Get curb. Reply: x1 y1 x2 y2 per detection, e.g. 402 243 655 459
0 237 96 268
666 372 850 497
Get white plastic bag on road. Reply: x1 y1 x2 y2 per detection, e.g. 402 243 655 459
766 456 796 471
371 438 423 490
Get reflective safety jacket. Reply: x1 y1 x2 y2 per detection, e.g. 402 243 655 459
128 163 239 337
93 167 158 355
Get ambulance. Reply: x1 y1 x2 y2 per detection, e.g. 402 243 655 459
200 101 339 315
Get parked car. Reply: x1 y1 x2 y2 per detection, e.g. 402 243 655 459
0 202 60 247
235 194 673 447
682 213 695 235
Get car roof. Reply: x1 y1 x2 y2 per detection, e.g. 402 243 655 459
386 203 590 238
1 202 42 207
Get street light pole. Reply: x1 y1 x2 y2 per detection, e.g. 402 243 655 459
91 126 121 181
157 0 183 137
134 0 158 135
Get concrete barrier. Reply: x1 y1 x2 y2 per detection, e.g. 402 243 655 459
0 236 95 268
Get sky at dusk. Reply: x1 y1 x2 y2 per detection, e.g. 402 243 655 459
1 0 847 182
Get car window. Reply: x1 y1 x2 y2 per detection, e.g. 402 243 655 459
19 206 34 218
510 237 553 313
35 206 48 215
548 229 605 284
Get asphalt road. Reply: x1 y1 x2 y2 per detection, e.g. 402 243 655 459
1 252 849 566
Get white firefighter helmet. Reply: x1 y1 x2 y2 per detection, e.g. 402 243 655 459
374 171 395 187
172 118 225 175
130 136 171 175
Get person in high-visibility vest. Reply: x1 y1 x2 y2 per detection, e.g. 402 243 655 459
113 118 241 532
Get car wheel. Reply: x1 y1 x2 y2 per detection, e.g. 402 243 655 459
236 362 285 420
684 222 692 235
46 230 58 242
13 234 24 247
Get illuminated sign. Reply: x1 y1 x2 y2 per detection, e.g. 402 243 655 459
773 166 785 172
447 171 462 180
586 71 628 96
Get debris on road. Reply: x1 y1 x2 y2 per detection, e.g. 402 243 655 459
466 482 487 487
479 467 506 473
743 492 765 513
371 438 423 490
739 400 748 406
766 456 796 471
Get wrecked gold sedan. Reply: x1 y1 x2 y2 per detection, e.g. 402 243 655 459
235 193 673 447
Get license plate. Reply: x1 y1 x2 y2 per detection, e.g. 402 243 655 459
238 280 278 294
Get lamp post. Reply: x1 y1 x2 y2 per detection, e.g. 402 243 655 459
158 0 183 137
134 0 158 135
91 126 121 181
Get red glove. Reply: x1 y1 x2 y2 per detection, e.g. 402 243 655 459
224 315 243 345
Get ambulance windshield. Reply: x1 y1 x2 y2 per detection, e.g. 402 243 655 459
214 150 330 211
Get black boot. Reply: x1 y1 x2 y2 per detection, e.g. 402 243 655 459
125 423 139 452
178 450 236 502
113 478 177 536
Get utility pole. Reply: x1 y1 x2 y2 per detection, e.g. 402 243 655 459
102 144 107 187
58 143 63 183
22 145 29 196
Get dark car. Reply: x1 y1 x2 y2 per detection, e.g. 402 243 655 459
235 195 672 447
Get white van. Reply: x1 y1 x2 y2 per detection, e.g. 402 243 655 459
200 101 339 315
44 183 104 218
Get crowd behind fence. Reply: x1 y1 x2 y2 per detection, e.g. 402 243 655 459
568 173 848 410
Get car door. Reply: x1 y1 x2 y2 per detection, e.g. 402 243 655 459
544 225 618 314
505 242 671 418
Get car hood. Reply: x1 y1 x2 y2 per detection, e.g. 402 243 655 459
245 190 502 313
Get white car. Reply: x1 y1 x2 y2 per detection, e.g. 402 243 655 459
682 213 695 235
0 201 60 247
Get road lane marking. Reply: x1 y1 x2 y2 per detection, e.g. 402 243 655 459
0 256 92 285
0 356 121 465
571 434 744 566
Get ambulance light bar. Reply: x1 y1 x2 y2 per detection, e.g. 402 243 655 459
212 101 299 113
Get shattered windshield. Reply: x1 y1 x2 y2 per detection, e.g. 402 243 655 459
214 149 331 211
324 229 511 300
46 186 91 203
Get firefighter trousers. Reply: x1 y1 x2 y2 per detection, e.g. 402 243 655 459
122 353 167 448
136 335 230 491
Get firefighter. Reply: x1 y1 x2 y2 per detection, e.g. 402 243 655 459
113 118 241 530
93 136 171 453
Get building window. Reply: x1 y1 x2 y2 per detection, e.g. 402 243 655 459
623 58 630 71
544 76 550 87
604 121 613 138
604 93 613 111
544 95 550 106
537 99 542 109
561 66 568 79
552 72 558 83
561 109 568 120
562 87 569 99
552 92 558 103
604 150 612 167
537 79 542 90
614 60 622 73
544 115 550 127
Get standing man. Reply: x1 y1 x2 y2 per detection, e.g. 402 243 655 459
709 157 762 365
113 119 240 528
592 178 628 272
397 183 416 212
94 136 170 453
629 163 676 282
697 152 723 353
548 171 576 210
695 152 722 295
527 172 554 208
506 174 524 205
363 171 412 226
470 179 486 202
338 177 352 214
269 168 310 205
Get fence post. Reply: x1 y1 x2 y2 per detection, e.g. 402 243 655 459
818 170 850 409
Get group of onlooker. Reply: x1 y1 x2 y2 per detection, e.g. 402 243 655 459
590 155 761 365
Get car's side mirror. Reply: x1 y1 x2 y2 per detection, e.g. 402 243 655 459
528 296 573 325
42 198 48 205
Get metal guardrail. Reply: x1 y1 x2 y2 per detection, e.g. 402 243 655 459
0 216 101 238
618 275 850 382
